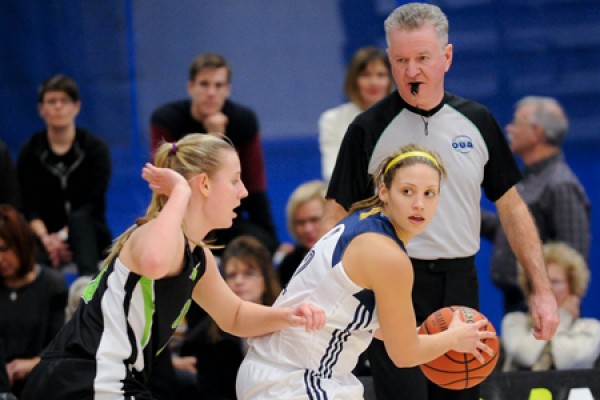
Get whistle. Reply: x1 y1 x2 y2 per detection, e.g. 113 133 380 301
410 83 419 96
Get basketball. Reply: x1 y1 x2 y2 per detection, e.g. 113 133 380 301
418 305 499 390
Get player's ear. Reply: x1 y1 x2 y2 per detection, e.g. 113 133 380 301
378 182 389 203
194 172 210 195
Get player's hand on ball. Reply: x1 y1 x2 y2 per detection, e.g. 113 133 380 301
448 309 496 364
288 303 326 332
419 306 499 390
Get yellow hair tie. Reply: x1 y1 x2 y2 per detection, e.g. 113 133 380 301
384 151 440 174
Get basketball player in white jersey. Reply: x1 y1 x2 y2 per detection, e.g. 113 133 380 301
236 144 495 400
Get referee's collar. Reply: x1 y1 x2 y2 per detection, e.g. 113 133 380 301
397 91 445 117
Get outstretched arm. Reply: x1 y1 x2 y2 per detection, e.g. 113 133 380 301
495 186 559 340
193 249 326 337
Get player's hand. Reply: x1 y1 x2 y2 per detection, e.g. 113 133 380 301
530 290 559 340
142 163 189 197
288 303 327 332
448 310 496 364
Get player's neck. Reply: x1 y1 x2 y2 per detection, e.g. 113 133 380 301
183 203 210 245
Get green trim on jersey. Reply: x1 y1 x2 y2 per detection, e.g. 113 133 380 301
82 266 108 303
140 277 154 348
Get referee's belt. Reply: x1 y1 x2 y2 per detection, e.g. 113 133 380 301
410 256 475 272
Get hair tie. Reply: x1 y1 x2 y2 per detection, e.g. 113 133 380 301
171 142 177 154
384 151 440 174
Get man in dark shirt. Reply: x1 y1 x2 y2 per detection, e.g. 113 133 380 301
150 53 277 255
482 96 591 314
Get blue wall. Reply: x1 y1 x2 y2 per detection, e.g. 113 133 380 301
1 0 599 332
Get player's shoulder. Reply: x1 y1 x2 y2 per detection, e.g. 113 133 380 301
345 210 404 249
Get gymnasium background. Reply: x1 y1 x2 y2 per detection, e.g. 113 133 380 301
1 0 599 332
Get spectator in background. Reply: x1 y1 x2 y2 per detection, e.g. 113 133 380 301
0 204 68 397
177 236 281 400
321 4 559 400
482 96 591 314
502 242 600 371
277 180 327 287
150 53 278 255
0 140 20 209
17 75 112 277
319 46 394 183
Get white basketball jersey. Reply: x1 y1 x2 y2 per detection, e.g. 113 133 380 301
249 209 404 378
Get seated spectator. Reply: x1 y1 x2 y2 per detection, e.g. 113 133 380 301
501 242 600 371
17 75 112 276
277 180 327 287
150 53 278 255
318 46 393 183
0 140 20 209
178 236 281 400
0 204 68 396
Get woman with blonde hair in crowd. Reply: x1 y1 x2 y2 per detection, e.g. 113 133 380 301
277 180 327 286
502 242 600 371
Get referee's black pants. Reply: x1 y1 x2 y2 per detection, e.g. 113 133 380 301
367 256 480 400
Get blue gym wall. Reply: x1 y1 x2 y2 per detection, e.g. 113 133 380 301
1 0 599 332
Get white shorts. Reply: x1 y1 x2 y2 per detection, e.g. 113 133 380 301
236 350 364 400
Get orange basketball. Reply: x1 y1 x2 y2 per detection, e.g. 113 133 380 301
417 305 499 390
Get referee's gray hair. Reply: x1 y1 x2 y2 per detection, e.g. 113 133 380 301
516 96 569 146
384 3 449 48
